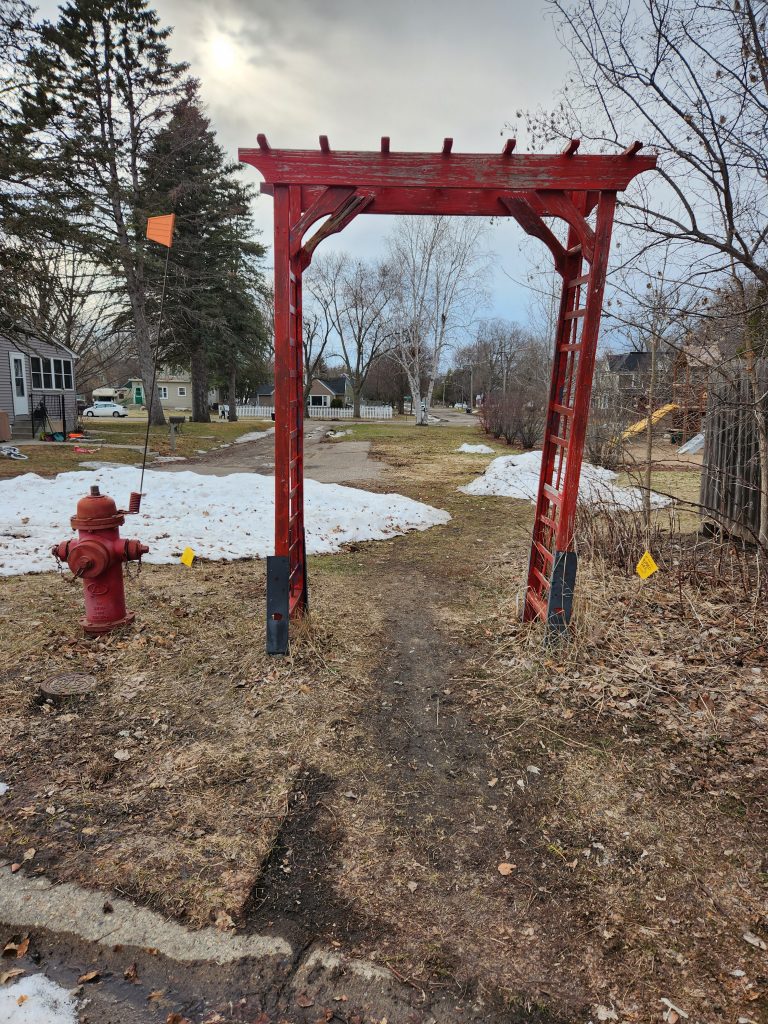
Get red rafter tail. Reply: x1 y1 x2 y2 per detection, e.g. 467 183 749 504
562 138 580 156
257 133 270 151
502 138 517 156
442 137 453 154
622 141 643 157
319 135 330 153
380 136 390 153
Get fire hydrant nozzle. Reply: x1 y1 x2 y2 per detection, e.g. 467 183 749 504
52 486 149 636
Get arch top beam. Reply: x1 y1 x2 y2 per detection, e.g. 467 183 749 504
239 142 656 193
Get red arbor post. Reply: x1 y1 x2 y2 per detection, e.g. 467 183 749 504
240 136 656 654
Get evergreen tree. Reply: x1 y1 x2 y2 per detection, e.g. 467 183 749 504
0 1 66 340
30 0 189 424
143 83 267 422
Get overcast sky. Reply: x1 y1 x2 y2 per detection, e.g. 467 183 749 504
176 0 570 325
41 0 573 326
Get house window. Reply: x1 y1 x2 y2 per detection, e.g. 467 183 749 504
13 357 24 397
177 386 187 397
310 395 326 406
30 356 72 389
158 386 168 399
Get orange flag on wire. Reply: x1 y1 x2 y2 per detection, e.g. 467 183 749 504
146 213 175 247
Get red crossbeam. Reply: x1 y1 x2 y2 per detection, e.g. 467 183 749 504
240 144 655 192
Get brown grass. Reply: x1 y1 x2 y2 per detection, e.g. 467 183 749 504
1 423 766 1022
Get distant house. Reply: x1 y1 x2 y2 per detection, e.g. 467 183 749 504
307 374 353 408
248 375 353 411
0 334 78 439
126 370 192 411
252 385 275 407
604 350 673 412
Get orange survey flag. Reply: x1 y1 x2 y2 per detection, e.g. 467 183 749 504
146 213 175 247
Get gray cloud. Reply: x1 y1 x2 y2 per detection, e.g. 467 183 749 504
37 0 572 322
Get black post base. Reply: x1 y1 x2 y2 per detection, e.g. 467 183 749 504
546 550 578 639
266 555 290 655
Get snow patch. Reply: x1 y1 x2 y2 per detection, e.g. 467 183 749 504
0 974 78 1024
677 432 704 455
0 467 450 576
78 461 125 471
460 450 671 510
456 443 495 454
154 455 186 463
234 429 274 444
0 782 8 795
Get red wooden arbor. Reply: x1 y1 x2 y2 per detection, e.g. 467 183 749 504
239 136 656 654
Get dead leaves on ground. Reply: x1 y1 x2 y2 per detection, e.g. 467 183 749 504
0 967 24 985
2 936 29 959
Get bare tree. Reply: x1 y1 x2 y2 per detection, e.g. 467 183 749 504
386 216 488 425
5 243 128 390
301 307 333 413
534 0 768 542
305 253 391 416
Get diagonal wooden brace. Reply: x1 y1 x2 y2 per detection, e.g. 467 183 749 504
500 195 567 276
289 186 356 258
292 189 373 270
531 190 596 262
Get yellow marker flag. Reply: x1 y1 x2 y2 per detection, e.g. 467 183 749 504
146 213 176 248
180 546 196 568
636 551 659 579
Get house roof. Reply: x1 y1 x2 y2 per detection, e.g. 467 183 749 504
316 375 349 396
3 333 79 361
126 372 191 385
606 351 653 373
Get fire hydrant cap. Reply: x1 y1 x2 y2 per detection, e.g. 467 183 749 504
71 485 125 530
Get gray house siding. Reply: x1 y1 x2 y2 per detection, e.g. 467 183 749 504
0 335 78 437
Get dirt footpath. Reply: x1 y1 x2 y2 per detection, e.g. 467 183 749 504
160 425 390 485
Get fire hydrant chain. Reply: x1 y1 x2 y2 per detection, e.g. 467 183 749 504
51 485 148 636
53 550 84 586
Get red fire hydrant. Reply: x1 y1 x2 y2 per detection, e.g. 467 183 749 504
52 485 148 636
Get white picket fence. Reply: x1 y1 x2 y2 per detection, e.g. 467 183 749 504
235 404 393 420
308 406 393 420
235 405 273 418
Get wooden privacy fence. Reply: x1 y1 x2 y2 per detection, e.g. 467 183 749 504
700 360 767 543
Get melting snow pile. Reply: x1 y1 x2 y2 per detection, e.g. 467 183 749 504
0 466 450 576
0 974 78 1024
234 428 273 444
456 443 495 454
460 450 670 510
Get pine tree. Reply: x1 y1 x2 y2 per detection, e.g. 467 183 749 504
143 83 267 422
0 1 65 339
30 0 189 424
